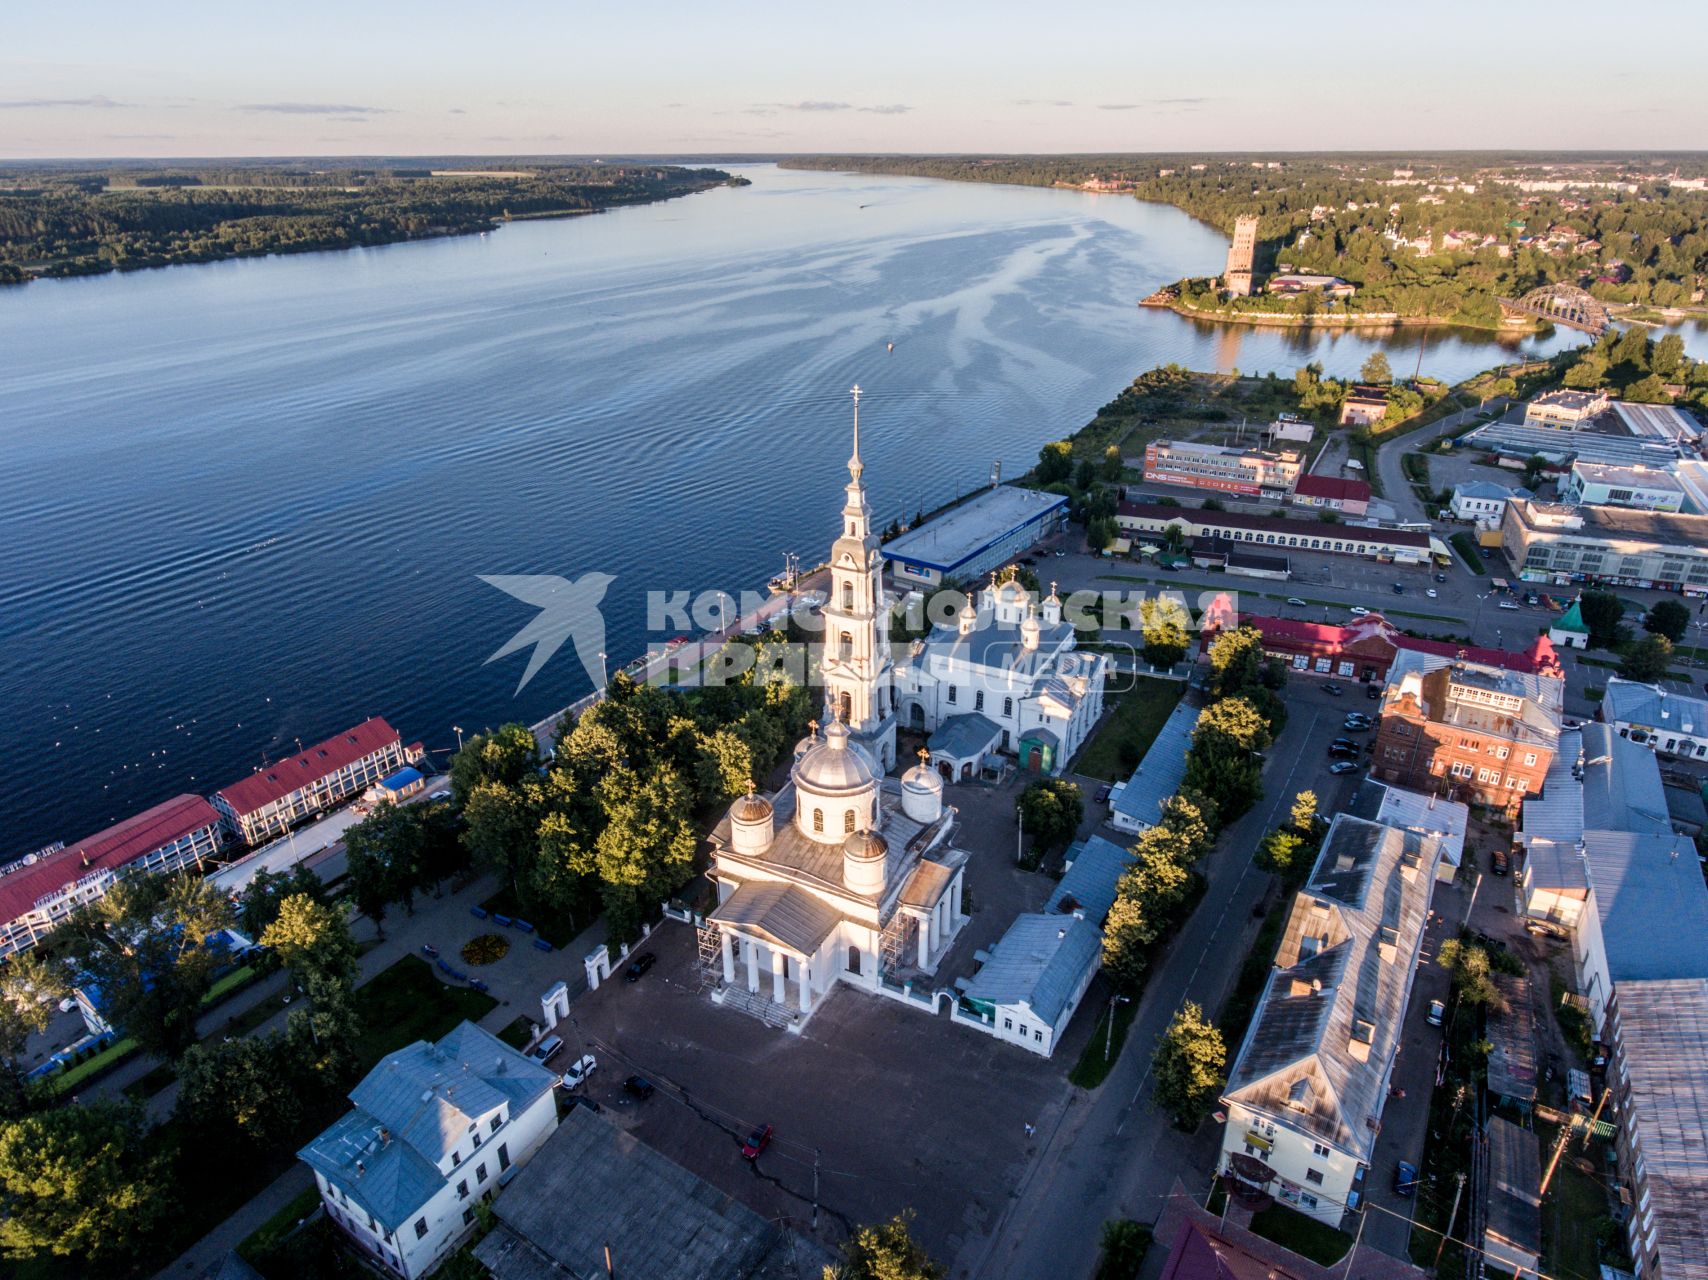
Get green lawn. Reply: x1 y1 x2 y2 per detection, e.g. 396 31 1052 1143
1248 1203 1353 1266
1074 678 1184 782
496 1014 535 1050
350 956 497 1073
237 1186 322 1264
1070 990 1141 1089
479 884 583 949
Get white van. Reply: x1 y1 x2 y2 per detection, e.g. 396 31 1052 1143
529 1034 564 1064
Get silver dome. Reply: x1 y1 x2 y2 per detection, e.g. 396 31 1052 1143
792 719 877 795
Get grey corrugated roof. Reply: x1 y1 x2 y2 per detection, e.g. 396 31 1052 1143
298 1021 556 1232
1585 830 1708 982
1046 835 1135 926
708 882 844 956
1486 973 1537 1103
918 610 1076 673
964 913 1101 1025
1608 979 1708 1280
1111 698 1197 824
1520 728 1586 845
1454 480 1526 501
928 712 1002 759
1603 678 1708 739
1222 815 1441 1161
883 486 1067 573
1582 722 1673 835
1485 1117 1542 1264
475 1106 835 1280
1374 784 1468 870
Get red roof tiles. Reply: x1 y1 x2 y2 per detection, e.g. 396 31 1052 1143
1292 474 1372 504
0 794 219 923
215 717 400 816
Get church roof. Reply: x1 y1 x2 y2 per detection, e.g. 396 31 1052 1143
928 713 1001 760
792 719 876 796
709 882 844 957
918 609 1076 674
1552 598 1590 634
898 859 957 910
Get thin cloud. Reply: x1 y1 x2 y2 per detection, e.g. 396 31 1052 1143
663 102 685 109
239 102 395 116
0 95 128 109
1098 104 1141 111
779 100 853 112
1011 98 1073 107
1098 96 1212 110
859 104 911 115
447 107 466 115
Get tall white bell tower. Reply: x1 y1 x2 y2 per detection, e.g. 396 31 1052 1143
820 385 897 771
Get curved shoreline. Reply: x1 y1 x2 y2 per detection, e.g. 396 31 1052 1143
1144 295 1532 335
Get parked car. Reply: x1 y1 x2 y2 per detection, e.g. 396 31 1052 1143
1391 583 1405 595
1349 607 1370 617
1426 588 1438 598
1426 999 1445 1027
1435 572 1448 583
1322 682 1344 696
1394 1161 1420 1196
623 1075 656 1100
1329 746 1361 760
1286 597 1308 607
1094 784 1112 805
429 789 451 801
625 952 658 982
1366 684 1381 700
741 1123 774 1160
1330 760 1361 775
529 1034 565 1065
560 1054 597 1088
1330 737 1361 749
1342 720 1372 732
1491 848 1510 876
1498 600 1520 610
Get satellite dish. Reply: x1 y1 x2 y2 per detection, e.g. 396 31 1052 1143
21 854 39 866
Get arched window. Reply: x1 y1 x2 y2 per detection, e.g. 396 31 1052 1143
847 946 862 975
844 809 856 834
842 582 853 610
1003 696 1014 718
812 808 824 833
839 632 852 661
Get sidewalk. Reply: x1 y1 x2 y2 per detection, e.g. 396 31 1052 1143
154 1164 314 1280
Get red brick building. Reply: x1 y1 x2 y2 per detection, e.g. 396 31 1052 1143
1372 655 1562 815
1289 473 1371 517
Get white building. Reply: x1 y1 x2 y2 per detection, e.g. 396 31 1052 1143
1450 481 1524 525
1109 698 1199 834
1524 388 1611 429
1218 815 1443 1225
1561 462 1685 513
298 1022 559 1280
882 485 1068 589
1603 677 1708 760
894 577 1107 777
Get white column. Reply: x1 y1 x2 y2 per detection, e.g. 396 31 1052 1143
936 899 948 947
771 950 787 1002
953 873 965 922
746 941 760 993
798 960 813 1013
720 931 735 984
917 914 931 967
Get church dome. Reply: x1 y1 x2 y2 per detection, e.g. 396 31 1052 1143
793 719 876 795
900 756 944 824
842 827 888 895
728 786 775 857
732 792 773 823
842 828 888 861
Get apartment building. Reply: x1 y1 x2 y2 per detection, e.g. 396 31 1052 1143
1141 440 1302 496
1524 388 1611 429
1500 499 1708 593
0 795 222 957
1603 678 1708 761
1219 815 1443 1224
1116 503 1433 564
1289 474 1371 516
299 1022 560 1280
1372 651 1562 815
213 716 407 845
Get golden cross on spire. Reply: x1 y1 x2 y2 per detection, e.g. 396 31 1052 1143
807 718 819 736
917 747 930 764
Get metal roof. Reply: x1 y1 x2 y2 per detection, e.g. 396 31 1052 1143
927 712 1002 760
1111 698 1198 826
475 1107 834 1280
1453 480 1526 502
1603 677 1708 738
882 486 1067 574
1486 973 1537 1103
1464 423 1682 466
708 882 844 957
1047 836 1136 925
1372 784 1468 870
964 913 1101 1026
216 716 400 815
1484 1117 1542 1268
1584 831 1708 983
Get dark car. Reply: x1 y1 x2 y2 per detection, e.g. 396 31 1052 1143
1322 682 1344 696
1394 1160 1420 1196
741 1123 774 1160
1366 683 1381 700
625 952 657 982
1329 745 1361 761
1491 848 1510 876
623 1075 656 1100
1391 583 1405 595
1435 572 1448 583
1094 784 1112 805
1330 737 1361 749
1330 760 1361 775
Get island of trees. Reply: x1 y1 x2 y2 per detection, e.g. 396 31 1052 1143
0 160 741 283
782 153 1708 330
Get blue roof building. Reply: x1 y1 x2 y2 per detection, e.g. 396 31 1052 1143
1110 698 1199 834
884 486 1068 587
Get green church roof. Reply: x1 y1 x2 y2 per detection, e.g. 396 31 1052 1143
1552 599 1590 634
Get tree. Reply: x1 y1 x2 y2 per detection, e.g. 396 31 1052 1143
1074 458 1097 492
0 955 66 1120
1157 791 1215 857
1360 350 1393 385
461 778 543 898
1102 893 1151 993
239 863 324 940
344 801 429 921
1086 514 1118 552
1522 454 1549 488
1016 778 1084 863
1624 375 1672 405
1437 938 1497 1005
1289 789 1319 836
449 722 540 807
1644 598 1690 644
262 894 359 995
1206 626 1267 699
1255 828 1308 879
825 1211 945 1280
592 765 697 940
62 875 235 1061
1578 590 1626 649
1035 440 1074 486
1652 332 1686 379
1151 1002 1226 1126
1193 695 1273 755
1123 836 1192 922
1098 1221 1153 1280
1138 596 1190 668
1101 444 1124 481
1620 634 1674 683
0 1101 167 1265
176 1035 303 1151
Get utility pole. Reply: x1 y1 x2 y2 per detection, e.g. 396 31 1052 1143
603 1242 614 1278
1016 805 1025 866
1539 1115 1577 1196
1434 1171 1467 1266
812 1148 821 1228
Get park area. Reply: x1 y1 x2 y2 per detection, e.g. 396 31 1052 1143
1075 677 1183 781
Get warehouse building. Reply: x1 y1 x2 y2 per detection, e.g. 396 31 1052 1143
1116 502 1433 564
1499 499 1708 593
883 486 1068 588
1561 462 1685 513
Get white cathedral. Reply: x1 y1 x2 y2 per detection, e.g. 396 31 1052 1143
704 388 1105 1021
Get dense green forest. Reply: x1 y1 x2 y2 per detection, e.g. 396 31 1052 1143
783 154 1708 323
0 162 740 283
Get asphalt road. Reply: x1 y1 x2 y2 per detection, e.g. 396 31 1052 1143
970 681 1367 1279
1374 397 1512 524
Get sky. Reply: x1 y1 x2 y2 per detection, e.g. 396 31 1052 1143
3 0 1706 159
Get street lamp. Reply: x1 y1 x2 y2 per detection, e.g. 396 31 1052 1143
452 725 465 753
597 651 608 690
1105 993 1132 1060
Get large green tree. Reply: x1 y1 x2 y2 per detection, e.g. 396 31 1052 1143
1360 350 1393 384
1437 938 1497 1005
449 722 541 807
262 894 362 1082
238 863 324 940
1578 591 1627 649
1151 1002 1226 1126
1643 598 1690 644
1138 597 1191 668
1016 778 1084 863
1035 440 1074 486
176 1034 304 1152
0 954 66 1119
826 1211 945 1280
1205 627 1268 700
1620 634 1675 683
0 1101 167 1265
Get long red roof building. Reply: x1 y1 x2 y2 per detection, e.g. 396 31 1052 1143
1203 608 1561 683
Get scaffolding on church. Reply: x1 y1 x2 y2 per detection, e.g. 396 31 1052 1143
878 910 910 981
694 919 724 992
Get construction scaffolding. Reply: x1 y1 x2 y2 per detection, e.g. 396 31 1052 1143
878 911 910 980
695 920 723 991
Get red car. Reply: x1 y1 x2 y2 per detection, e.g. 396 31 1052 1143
741 1123 773 1160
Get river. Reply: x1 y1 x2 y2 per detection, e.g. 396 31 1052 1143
0 162 1636 854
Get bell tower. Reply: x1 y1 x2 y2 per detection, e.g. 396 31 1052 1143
820 385 897 771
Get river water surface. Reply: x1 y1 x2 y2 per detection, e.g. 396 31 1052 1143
0 163 1611 852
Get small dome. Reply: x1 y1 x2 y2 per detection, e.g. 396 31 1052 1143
843 828 889 861
793 719 877 795
732 792 774 823
901 760 942 794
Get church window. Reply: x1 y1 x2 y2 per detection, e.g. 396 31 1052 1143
842 583 852 609
846 946 861 974
974 690 984 711
1003 696 1013 718
812 809 824 833
839 632 852 661
844 809 856 834
947 686 958 704
839 692 852 722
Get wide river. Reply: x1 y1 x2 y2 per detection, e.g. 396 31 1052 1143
0 162 1647 854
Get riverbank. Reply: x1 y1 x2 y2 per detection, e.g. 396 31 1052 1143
1143 288 1536 335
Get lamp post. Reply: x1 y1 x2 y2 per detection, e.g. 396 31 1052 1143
452 724 465 754
1105 993 1132 1061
